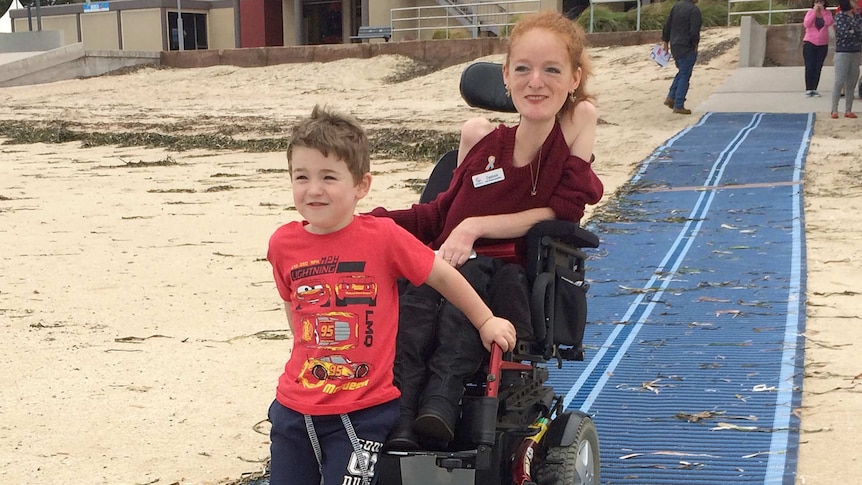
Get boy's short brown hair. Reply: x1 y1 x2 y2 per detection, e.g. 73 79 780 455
287 105 370 184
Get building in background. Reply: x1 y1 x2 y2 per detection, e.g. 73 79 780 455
7 0 559 50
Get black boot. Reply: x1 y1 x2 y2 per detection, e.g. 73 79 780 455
386 412 421 451
414 312 485 445
414 395 459 445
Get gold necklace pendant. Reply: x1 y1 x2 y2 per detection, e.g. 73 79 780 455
528 147 542 196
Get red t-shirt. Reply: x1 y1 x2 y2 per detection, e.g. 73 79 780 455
267 215 435 415
370 121 604 250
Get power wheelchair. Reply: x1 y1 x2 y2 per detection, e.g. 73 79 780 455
377 62 602 485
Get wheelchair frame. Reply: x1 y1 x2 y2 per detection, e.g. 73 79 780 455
378 212 601 485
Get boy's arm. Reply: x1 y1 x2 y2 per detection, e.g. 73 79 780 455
423 257 517 352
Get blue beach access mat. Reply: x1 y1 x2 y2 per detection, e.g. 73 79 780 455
549 112 812 484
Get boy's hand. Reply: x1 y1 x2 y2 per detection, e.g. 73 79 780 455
477 316 517 352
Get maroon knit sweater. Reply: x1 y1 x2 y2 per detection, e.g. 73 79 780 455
370 121 604 250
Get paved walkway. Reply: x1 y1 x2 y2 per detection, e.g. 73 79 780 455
558 112 811 484
0 51 41 64
697 66 850 114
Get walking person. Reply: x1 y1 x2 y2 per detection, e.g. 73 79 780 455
803 0 834 97
662 0 703 115
830 0 862 118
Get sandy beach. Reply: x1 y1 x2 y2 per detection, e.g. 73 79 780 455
1 25 860 484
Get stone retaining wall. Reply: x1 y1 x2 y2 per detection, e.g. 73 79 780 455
160 26 812 70
161 31 665 69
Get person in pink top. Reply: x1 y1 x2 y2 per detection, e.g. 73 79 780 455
803 0 834 96
266 105 516 485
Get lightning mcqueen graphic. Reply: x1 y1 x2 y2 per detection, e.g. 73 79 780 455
299 312 359 351
305 354 370 381
295 280 332 309
334 274 377 306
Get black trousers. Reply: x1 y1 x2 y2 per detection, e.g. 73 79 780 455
394 256 531 416
803 41 829 91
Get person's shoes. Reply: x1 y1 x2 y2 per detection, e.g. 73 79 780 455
663 97 674 109
673 107 692 115
845 112 858 118
385 417 422 451
805 90 814 97
414 397 457 444
812 90 821 97
831 112 839 119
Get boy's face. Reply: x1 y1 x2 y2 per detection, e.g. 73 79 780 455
290 146 371 235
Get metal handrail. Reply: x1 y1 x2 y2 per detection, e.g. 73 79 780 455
390 0 541 40
589 0 642 33
727 0 808 26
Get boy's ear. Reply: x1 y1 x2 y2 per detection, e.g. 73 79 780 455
356 173 372 199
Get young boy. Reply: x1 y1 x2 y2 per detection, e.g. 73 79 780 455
266 105 517 485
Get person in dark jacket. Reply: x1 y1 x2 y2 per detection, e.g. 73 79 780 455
662 0 702 115
830 0 862 118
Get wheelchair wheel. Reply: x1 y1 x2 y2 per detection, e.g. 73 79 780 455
538 413 600 485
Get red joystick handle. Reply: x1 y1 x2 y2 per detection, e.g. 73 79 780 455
486 343 503 398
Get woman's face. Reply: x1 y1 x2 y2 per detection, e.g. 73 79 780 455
503 28 580 122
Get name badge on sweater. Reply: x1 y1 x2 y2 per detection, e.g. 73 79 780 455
472 168 505 188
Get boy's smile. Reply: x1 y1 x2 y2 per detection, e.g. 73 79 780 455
290 146 371 235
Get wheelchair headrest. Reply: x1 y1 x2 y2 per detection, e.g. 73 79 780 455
459 62 518 113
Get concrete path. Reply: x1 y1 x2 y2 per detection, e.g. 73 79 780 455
697 66 855 114
0 51 41 65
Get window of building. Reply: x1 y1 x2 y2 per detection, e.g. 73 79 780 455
168 11 208 50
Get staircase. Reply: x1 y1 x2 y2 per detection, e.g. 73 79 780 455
434 0 506 37
389 1 540 41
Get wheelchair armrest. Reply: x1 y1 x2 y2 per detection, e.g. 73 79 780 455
523 221 599 281
526 220 599 249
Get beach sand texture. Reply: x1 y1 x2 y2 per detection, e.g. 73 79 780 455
1 26 860 484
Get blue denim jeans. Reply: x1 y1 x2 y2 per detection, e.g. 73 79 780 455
668 50 698 109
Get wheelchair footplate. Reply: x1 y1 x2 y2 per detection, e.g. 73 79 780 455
379 448 487 485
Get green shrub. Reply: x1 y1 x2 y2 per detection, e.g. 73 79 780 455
575 0 797 32
431 28 471 40
576 5 632 32
725 0 791 26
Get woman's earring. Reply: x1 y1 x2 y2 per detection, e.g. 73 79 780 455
505 85 511 98
569 91 577 102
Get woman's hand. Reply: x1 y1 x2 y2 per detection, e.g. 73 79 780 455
437 218 480 267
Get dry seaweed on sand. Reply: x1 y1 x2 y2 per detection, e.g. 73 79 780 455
0 119 459 162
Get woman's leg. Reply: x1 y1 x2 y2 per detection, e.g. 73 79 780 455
803 41 816 91
415 257 498 445
387 283 441 449
832 53 850 113
845 53 861 113
812 44 829 91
